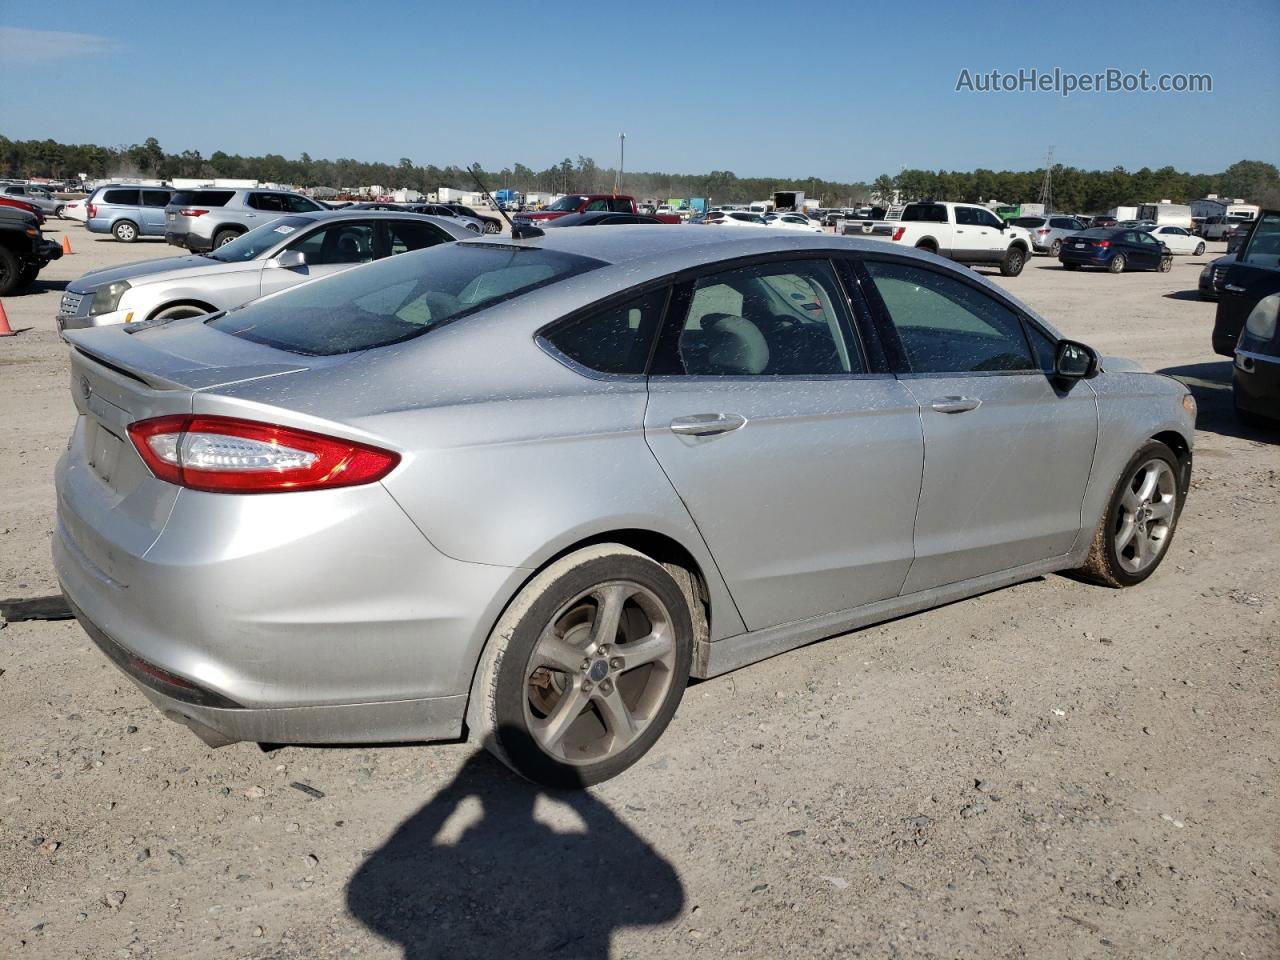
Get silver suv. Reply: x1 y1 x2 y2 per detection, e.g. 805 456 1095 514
164 188 325 252
1 182 64 218
1010 215 1088 256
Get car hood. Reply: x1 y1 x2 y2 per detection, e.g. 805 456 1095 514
70 255 254 293
1100 354 1146 374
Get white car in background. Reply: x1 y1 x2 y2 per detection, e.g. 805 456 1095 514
1147 224 1207 256
705 210 769 227
766 212 824 233
61 199 89 223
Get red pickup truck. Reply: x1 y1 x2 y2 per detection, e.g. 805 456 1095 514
514 194 681 226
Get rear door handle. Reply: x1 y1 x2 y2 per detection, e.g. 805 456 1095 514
929 396 982 414
670 413 747 436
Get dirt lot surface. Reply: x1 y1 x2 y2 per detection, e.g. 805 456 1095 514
2 223 1276 959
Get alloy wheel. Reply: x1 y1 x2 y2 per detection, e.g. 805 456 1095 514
522 580 678 766
1113 458 1177 573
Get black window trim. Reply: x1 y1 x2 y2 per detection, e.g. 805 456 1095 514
851 251 1056 381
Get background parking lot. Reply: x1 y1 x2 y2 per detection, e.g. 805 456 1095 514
2 222 1276 958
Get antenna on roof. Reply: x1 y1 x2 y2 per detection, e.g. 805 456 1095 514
469 163 542 240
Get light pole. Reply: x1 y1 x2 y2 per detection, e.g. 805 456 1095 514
615 132 625 195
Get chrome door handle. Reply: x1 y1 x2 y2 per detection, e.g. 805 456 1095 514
929 396 982 414
670 413 747 436
1223 283 1246 293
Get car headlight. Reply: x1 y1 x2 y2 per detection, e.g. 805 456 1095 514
89 280 131 316
1244 292 1279 341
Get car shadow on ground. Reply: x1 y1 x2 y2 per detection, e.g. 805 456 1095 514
346 745 684 959
1157 361 1278 444
26 278 68 294
1163 290 1208 302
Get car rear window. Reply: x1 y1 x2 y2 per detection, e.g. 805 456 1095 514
1010 217 1046 227
169 190 235 207
208 242 605 356
901 204 948 223
102 189 141 205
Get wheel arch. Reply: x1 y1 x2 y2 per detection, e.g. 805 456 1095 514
145 299 219 322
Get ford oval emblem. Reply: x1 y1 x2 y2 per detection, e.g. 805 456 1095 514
79 376 92 400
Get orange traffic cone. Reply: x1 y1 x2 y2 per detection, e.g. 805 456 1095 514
61 234 73 255
0 300 15 337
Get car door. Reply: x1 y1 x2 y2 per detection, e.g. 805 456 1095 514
1216 211 1280 355
643 256 924 630
244 192 285 226
858 257 1098 593
140 190 171 234
258 219 378 298
973 207 1011 258
1138 230 1166 265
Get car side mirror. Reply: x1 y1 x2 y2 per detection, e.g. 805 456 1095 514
271 250 307 270
1054 339 1098 381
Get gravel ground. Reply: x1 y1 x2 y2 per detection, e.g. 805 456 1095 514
1 222 1277 959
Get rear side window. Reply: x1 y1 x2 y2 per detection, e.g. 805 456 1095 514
541 288 667 376
142 190 171 207
170 190 234 207
250 193 289 212
605 198 633 212
102 189 141 205
386 219 451 254
901 204 947 223
209 243 604 355
864 260 1036 374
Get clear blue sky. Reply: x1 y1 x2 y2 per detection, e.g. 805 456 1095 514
2 0 1276 181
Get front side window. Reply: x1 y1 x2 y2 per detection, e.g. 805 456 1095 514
209 243 604 355
548 195 587 212
585 199 608 211
652 259 861 377
103 189 140 205
863 260 1036 374
542 288 667 376
288 221 376 265
1240 212 1280 271
975 209 1005 229
283 194 322 213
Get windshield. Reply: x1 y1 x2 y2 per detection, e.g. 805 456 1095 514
207 217 314 261
548 195 586 212
209 242 605 356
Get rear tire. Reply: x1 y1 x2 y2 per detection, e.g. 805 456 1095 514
1194 242 1205 256
1158 255 1173 273
484 221 500 234
212 229 242 248
468 544 694 788
1108 254 1126 274
113 220 138 243
0 247 21 295
54 204 66 219
1049 239 1062 257
1074 440 1183 588
999 246 1026 277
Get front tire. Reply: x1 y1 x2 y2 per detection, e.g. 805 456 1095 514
1074 440 1183 587
113 220 138 243
1194 242 1205 256
1108 254 1126 274
0 247 22 294
1000 246 1026 277
54 204 66 219
484 220 500 234
469 545 694 788
149 303 214 322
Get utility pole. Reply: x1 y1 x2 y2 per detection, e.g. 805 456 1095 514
1038 145 1054 213
614 132 625 195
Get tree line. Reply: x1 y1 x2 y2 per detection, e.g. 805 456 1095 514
2 135 1276 211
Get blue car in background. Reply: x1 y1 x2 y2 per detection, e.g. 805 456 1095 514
1058 227 1172 274
86 185 175 242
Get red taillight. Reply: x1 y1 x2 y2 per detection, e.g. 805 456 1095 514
1095 240 1111 248
1036 228 1051 234
126 415 400 494
179 208 209 217
891 226 906 241
87 203 96 218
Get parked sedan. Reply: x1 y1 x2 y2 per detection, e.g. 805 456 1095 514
1147 225 1206 256
705 210 769 227
57 211 470 332
441 203 503 234
1059 228 1173 273
766 213 824 233
55 229 1195 787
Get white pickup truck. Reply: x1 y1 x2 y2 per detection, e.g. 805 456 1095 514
845 201 1033 277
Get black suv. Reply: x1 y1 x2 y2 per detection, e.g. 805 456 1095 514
0 205 62 295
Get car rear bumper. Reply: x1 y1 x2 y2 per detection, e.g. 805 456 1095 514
165 230 212 251
1059 249 1111 265
54 441 526 745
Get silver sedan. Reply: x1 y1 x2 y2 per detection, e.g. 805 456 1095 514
57 210 473 332
54 229 1196 787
